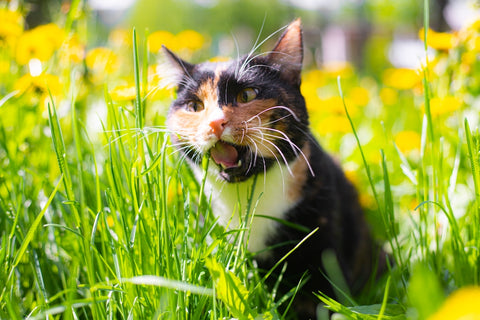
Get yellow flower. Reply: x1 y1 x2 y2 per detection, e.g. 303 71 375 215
14 73 62 97
395 131 421 154
15 23 65 65
302 69 327 88
34 23 66 49
382 68 421 90
348 86 370 107
428 96 462 116
315 115 351 135
176 29 205 51
419 28 455 51
0 8 24 42
379 87 399 106
109 28 131 48
110 84 137 101
59 34 85 63
429 287 480 320
317 96 358 117
85 47 119 74
148 30 176 53
16 31 52 65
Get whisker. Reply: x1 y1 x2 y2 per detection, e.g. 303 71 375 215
246 105 300 123
249 126 315 177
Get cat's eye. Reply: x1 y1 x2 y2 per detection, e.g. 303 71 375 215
237 88 258 103
186 100 204 112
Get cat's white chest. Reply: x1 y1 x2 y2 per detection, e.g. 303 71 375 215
193 159 306 256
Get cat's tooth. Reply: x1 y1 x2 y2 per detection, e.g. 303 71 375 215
237 159 242 167
220 163 227 170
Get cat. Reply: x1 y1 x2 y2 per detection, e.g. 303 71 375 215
162 19 385 318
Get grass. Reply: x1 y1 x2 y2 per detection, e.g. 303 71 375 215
1 1 480 319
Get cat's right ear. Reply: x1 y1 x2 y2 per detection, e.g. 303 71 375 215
159 45 194 88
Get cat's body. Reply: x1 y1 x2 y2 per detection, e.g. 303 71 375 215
164 19 383 318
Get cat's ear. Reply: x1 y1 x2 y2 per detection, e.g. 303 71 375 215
159 45 194 88
267 19 303 86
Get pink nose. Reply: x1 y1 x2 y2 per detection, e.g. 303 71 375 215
209 118 226 138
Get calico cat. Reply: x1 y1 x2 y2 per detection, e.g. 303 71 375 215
163 19 384 318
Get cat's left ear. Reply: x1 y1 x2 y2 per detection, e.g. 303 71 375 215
159 45 195 88
267 18 303 86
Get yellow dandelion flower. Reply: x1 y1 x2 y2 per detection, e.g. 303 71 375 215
302 84 320 109
59 34 85 63
428 287 480 320
382 68 421 90
176 29 205 51
16 31 54 65
34 23 66 49
379 87 399 106
319 96 358 117
110 84 137 101
302 69 326 88
419 28 455 51
86 47 119 74
148 30 176 53
315 115 351 135
109 28 131 48
0 8 24 42
348 86 370 107
428 96 462 116
395 131 421 154
14 73 62 97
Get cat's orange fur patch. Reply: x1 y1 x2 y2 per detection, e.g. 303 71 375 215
287 141 310 203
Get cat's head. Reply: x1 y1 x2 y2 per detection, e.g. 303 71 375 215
164 19 310 183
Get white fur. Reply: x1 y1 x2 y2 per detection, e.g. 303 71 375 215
193 159 301 257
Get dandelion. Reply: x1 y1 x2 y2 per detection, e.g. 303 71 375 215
176 29 205 51
59 34 85 64
110 84 137 101
428 96 462 116
319 96 358 117
14 73 62 97
419 28 455 51
395 131 421 154
16 29 54 65
428 287 480 320
382 68 421 90
348 86 370 107
86 47 119 74
109 28 131 48
315 115 351 135
0 8 24 44
379 87 399 106
147 30 176 53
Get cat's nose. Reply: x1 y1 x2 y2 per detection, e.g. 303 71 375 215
209 118 226 138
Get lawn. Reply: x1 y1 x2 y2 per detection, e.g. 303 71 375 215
1 0 480 319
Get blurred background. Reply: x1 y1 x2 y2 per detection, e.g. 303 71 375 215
22 0 480 76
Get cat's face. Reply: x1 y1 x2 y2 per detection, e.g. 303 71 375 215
165 20 309 183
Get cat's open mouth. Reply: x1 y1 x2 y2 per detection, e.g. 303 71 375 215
209 141 252 182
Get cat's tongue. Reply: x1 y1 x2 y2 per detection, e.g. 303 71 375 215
210 141 239 169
